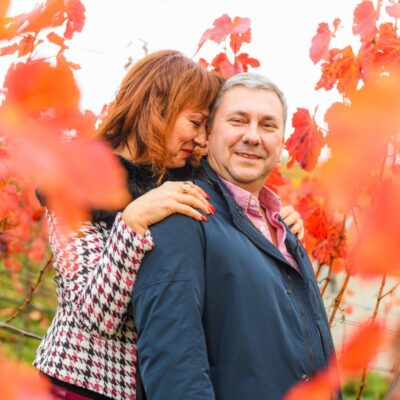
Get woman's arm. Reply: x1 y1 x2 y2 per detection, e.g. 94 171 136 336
48 211 153 338
48 180 213 339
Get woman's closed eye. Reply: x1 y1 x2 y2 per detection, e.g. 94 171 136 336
191 120 202 127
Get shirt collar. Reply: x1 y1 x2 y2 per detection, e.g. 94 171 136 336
218 175 282 215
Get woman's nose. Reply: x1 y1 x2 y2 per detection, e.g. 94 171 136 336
194 126 207 148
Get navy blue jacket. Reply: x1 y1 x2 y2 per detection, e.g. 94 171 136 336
132 160 337 400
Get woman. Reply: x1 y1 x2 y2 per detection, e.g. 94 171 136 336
34 50 303 400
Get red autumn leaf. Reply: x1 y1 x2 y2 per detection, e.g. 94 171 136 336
3 59 80 117
386 2 400 18
17 34 35 57
47 31 68 49
352 0 378 42
0 42 19 56
229 17 251 54
374 23 400 69
316 46 361 97
284 321 385 400
230 31 250 54
235 53 260 72
264 167 288 193
310 22 333 64
286 108 325 172
64 0 86 40
211 52 236 78
339 321 385 376
197 14 232 51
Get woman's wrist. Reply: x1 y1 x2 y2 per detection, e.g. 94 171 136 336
121 210 148 236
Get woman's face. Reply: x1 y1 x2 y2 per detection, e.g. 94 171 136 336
165 108 209 168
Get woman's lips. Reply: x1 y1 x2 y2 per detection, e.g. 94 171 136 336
181 149 193 157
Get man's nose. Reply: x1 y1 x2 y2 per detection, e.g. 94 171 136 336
242 123 261 145
194 126 207 148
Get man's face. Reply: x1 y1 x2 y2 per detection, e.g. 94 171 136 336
207 86 285 195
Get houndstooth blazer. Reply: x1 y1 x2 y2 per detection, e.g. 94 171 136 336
33 158 195 399
34 211 154 399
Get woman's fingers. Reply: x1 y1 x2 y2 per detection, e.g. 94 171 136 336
175 193 215 215
175 181 210 207
280 205 294 220
172 203 209 222
290 220 304 240
282 211 300 227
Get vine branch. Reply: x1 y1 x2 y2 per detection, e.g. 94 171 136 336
4 254 53 323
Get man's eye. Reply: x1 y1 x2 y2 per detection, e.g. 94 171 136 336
263 122 275 129
191 120 202 127
230 118 244 124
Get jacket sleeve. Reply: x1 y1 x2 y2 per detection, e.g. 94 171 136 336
132 213 215 400
47 210 154 338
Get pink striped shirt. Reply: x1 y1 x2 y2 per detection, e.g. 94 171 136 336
220 177 300 272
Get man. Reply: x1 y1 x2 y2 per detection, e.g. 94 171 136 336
132 73 337 399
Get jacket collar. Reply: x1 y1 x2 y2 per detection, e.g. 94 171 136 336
200 159 308 278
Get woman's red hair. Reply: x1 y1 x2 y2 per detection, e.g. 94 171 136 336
97 50 224 176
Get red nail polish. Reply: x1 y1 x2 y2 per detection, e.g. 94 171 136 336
210 204 216 214
201 215 208 222
205 193 211 200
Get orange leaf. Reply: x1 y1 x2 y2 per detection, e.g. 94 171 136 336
0 0 11 40
316 46 361 97
17 34 35 57
286 108 325 172
12 0 66 35
3 59 80 117
321 74 400 212
0 354 53 399
0 0 10 20
339 321 384 377
284 321 385 400
374 23 400 70
352 1 378 42
349 180 400 276
229 17 251 54
284 369 336 400
47 31 68 49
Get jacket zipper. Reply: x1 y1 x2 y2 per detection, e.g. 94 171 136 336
286 272 317 372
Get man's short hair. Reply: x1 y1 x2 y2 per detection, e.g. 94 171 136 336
208 72 287 130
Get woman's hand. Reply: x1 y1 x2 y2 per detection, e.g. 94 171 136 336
280 205 304 240
121 181 214 236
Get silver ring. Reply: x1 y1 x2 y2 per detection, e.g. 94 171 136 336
181 181 191 194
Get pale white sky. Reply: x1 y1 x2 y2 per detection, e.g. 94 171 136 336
5 0 362 129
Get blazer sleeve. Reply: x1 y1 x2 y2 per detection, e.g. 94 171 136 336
47 210 154 338
132 213 215 400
